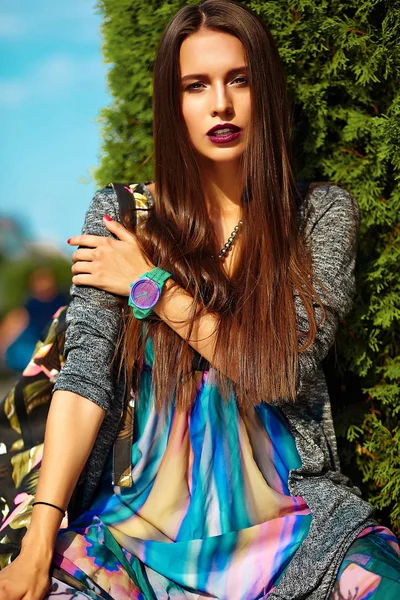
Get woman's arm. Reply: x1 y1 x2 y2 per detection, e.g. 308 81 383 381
70 184 359 394
53 188 129 409
153 278 220 362
20 188 129 552
294 184 360 395
20 391 105 557
19 189 137 555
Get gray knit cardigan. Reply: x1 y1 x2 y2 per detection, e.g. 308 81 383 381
53 182 376 600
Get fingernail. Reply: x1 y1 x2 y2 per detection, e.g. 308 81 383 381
67 238 71 244
103 215 112 222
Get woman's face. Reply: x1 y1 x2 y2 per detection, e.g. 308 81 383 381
179 29 251 166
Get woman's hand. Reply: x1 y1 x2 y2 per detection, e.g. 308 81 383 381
0 551 51 600
68 216 156 296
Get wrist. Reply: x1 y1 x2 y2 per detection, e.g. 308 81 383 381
152 277 175 309
21 504 65 556
21 531 55 564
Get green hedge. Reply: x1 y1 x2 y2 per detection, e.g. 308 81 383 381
94 0 400 533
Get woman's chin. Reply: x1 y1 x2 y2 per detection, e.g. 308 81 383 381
196 147 245 167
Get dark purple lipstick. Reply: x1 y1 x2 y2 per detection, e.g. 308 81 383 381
206 122 242 144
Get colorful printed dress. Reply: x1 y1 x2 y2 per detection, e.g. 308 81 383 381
47 330 400 599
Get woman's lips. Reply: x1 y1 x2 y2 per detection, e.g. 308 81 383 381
207 130 241 144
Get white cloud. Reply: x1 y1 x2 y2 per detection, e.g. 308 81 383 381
0 14 26 37
36 55 80 91
0 54 107 108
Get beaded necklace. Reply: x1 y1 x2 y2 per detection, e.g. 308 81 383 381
216 219 243 259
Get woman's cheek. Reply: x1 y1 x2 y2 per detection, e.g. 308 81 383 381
183 121 203 153
182 106 199 144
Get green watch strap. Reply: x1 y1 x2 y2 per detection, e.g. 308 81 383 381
146 267 173 286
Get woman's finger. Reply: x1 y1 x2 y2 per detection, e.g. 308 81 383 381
103 216 137 242
68 234 107 248
71 261 93 275
71 248 94 263
71 273 95 286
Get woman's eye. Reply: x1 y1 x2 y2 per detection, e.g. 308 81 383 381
233 76 248 85
185 82 203 91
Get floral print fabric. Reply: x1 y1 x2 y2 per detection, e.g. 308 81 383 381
0 306 69 568
329 526 400 600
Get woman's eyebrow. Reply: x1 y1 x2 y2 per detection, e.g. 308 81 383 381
181 66 248 83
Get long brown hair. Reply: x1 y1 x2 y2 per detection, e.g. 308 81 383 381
118 0 323 411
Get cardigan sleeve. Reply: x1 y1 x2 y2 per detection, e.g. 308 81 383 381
52 187 123 411
295 183 360 396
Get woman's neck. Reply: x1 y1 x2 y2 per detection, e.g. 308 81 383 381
197 162 244 279
199 160 244 221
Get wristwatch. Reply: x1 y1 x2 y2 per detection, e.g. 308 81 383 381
128 267 172 319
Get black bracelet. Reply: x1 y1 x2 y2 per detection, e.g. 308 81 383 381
32 501 66 516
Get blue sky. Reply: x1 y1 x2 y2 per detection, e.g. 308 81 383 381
0 0 111 255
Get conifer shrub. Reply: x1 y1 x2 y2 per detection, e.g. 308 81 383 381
95 0 400 533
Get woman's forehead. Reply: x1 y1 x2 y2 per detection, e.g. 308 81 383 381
179 29 246 77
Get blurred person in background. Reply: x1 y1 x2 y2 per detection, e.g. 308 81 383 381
0 267 68 372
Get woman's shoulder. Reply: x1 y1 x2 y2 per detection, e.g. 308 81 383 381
302 181 359 219
300 181 360 238
84 185 121 226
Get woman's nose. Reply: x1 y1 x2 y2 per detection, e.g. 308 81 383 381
210 84 233 116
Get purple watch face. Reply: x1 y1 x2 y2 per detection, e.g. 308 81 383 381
130 278 160 309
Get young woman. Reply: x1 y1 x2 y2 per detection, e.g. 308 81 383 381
1 1 399 598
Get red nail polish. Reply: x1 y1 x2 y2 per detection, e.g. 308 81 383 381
104 215 112 222
67 238 71 244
